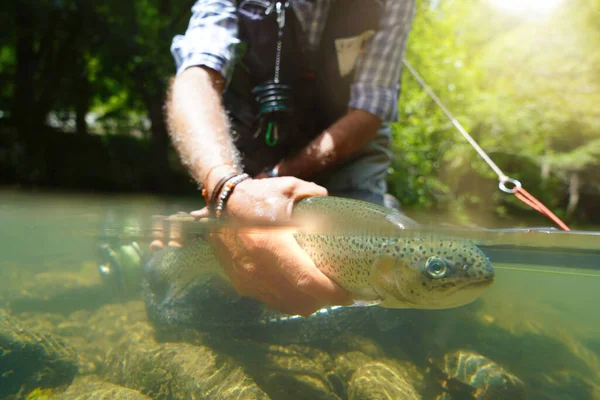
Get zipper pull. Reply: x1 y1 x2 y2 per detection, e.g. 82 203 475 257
275 2 286 29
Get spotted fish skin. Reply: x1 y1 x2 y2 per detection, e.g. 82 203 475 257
294 233 495 309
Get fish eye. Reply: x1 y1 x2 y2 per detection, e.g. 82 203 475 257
426 257 447 278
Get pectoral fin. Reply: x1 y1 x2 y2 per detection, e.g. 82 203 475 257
370 254 413 309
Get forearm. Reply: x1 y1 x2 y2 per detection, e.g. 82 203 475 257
166 66 241 192
278 109 382 179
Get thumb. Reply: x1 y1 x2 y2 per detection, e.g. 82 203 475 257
190 207 210 219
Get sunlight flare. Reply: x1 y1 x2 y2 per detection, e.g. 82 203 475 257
487 0 565 17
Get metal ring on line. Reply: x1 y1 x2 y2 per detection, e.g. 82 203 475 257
499 178 522 194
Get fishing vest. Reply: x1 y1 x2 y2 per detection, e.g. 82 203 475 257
223 0 384 177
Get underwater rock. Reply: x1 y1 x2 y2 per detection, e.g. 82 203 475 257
57 375 151 399
328 334 387 359
347 361 421 400
427 349 527 400
0 309 78 398
328 333 425 395
227 342 340 400
5 263 113 314
527 370 600 400
407 295 600 398
104 340 269 400
16 301 152 377
333 351 377 385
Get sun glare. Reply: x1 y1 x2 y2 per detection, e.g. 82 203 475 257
487 0 565 17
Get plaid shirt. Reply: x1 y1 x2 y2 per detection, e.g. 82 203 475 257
171 0 415 122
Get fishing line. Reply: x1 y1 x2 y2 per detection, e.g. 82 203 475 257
402 59 571 232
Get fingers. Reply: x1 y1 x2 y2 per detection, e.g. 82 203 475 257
224 258 322 316
190 207 210 219
167 219 184 248
150 215 166 251
285 179 329 218
289 179 328 200
151 209 206 250
184 177 346 316
210 229 351 316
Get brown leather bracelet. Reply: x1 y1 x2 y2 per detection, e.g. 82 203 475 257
208 172 239 216
201 164 233 207
202 163 233 187
215 173 250 218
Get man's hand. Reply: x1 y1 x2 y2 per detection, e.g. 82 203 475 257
191 177 353 316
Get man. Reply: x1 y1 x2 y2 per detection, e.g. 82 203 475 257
165 0 415 317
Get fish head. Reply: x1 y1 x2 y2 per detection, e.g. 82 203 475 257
371 238 495 309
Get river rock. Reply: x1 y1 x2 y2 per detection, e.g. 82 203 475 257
104 340 269 400
221 341 340 400
348 361 421 400
327 333 424 397
0 309 78 398
17 301 152 376
527 370 600 400
57 375 151 399
3 262 114 314
427 349 527 400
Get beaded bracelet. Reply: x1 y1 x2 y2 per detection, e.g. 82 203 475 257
215 173 250 218
202 172 238 216
200 164 230 204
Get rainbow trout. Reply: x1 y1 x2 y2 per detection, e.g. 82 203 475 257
142 197 494 341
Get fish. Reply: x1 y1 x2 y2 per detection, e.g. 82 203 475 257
141 196 494 343
293 196 494 309
144 196 495 308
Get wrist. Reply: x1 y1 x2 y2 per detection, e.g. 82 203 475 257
205 165 240 198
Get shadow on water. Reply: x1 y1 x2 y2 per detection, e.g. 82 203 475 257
1 190 599 399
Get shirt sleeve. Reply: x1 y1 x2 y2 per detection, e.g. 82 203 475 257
348 0 416 122
170 0 240 83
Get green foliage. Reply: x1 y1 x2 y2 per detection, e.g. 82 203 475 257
0 0 598 223
390 0 600 224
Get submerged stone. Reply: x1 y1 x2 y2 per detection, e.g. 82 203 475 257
3 263 114 315
57 375 151 400
225 341 340 400
348 361 421 400
427 349 527 400
0 309 78 398
104 341 269 400
527 370 600 400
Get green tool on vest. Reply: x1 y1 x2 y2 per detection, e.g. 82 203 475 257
251 0 293 147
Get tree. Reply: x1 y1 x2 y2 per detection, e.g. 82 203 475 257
473 0 600 217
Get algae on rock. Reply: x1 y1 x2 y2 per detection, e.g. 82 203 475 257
56 375 151 400
0 309 78 398
104 341 270 400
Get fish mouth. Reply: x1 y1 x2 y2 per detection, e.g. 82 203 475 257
435 274 494 288
462 276 495 289
435 276 494 293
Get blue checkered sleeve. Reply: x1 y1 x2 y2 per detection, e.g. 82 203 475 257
170 0 240 83
349 0 416 122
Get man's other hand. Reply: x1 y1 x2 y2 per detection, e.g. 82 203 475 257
191 177 353 316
